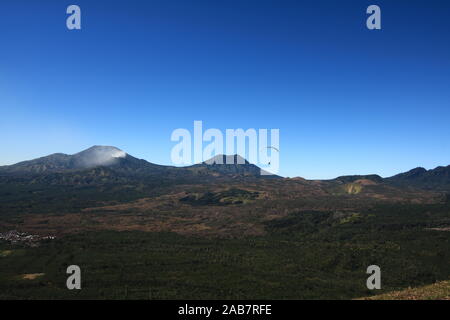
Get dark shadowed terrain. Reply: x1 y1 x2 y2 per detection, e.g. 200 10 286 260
1 146 450 299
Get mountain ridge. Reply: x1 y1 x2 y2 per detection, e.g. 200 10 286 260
386 165 450 191
1 146 449 190
0 146 275 183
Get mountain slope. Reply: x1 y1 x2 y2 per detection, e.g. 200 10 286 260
1 146 449 189
0 146 118 173
0 147 274 184
386 165 450 191
189 154 275 177
360 280 450 300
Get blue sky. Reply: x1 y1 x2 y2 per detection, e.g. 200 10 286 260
1 0 449 178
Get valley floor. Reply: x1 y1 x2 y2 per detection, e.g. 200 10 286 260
1 201 450 299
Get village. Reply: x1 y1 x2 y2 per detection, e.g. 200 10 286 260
0 230 55 247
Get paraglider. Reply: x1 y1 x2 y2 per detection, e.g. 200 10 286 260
264 146 279 165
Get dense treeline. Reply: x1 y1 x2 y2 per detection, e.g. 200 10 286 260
1 202 450 299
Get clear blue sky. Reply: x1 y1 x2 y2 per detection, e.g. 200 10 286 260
1 0 449 178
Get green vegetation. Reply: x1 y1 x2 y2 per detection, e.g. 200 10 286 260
344 183 363 194
1 202 450 299
180 189 260 206
0 182 167 216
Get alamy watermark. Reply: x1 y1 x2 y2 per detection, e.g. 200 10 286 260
66 5 81 30
366 5 381 30
366 265 381 290
170 121 280 175
65 4 380 31
66 265 81 290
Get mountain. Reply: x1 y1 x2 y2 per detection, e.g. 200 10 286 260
386 165 450 191
0 146 272 183
189 154 271 177
0 146 164 175
328 167 450 192
0 145 446 217
1 146 449 190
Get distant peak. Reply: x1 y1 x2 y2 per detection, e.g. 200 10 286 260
203 154 250 165
86 145 123 151
73 145 127 168
410 167 427 173
82 146 126 158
